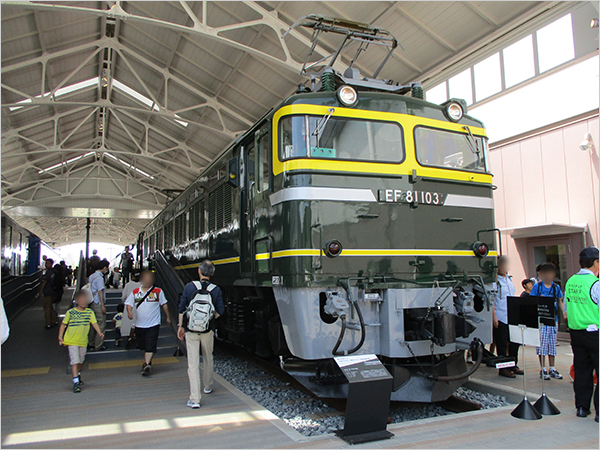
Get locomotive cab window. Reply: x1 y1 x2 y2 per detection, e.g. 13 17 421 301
414 126 488 172
280 115 403 163
255 127 271 192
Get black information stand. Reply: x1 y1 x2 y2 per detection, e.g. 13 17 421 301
532 296 561 416
334 355 394 444
507 296 560 419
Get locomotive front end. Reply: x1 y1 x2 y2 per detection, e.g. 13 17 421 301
269 90 497 402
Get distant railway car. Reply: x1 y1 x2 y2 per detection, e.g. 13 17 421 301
140 17 499 402
1 212 39 279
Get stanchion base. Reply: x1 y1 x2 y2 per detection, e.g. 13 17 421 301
511 398 542 420
336 429 394 444
533 393 560 415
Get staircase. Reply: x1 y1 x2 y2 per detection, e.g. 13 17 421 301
85 288 178 361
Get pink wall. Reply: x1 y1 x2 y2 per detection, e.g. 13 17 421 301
489 112 599 288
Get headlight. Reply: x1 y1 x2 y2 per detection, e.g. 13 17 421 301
445 102 464 122
323 240 343 258
337 85 358 107
472 241 489 258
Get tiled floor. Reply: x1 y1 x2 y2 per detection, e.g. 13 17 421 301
2 290 598 448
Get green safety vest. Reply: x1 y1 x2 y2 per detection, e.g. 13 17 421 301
564 273 599 330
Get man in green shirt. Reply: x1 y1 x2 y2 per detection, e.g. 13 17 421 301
564 247 599 422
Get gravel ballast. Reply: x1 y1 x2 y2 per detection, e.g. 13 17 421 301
212 349 512 437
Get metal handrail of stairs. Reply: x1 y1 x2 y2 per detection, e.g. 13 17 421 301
153 250 187 355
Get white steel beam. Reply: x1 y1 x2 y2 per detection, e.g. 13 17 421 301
2 1 343 74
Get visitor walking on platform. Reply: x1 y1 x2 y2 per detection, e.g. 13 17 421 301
125 270 171 376
39 259 58 329
88 259 109 351
58 289 104 393
53 262 67 316
493 256 523 378
120 246 134 284
88 249 100 276
564 247 599 422
177 260 225 409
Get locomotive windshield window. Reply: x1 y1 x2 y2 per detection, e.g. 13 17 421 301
280 115 403 162
414 127 487 172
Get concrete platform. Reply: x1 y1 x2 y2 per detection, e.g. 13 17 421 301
2 290 598 448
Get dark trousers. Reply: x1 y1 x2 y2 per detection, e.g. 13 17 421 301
122 270 130 285
493 321 520 366
570 329 599 412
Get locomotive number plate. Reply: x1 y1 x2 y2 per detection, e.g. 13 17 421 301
378 189 447 205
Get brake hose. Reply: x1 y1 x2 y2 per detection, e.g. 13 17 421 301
428 338 483 382
332 300 366 356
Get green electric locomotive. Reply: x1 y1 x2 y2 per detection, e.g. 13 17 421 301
139 17 499 402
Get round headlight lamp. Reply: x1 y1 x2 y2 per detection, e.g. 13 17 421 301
323 240 343 258
445 102 464 122
337 85 358 107
472 241 489 258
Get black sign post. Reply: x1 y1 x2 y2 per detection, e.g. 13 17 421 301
531 297 561 416
507 296 560 419
334 354 394 444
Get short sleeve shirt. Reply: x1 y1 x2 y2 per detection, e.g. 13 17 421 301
530 282 563 321
89 271 105 304
62 308 97 347
113 312 123 328
125 287 167 329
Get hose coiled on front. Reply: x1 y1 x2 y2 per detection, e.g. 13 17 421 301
332 300 366 356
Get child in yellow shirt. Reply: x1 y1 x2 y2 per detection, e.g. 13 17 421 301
58 290 104 393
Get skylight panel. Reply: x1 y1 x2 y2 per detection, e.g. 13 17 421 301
104 152 155 179
38 151 95 174
111 79 188 127
10 77 98 112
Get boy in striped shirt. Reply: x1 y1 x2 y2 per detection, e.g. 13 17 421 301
58 290 104 392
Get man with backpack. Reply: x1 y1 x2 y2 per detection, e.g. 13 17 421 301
177 260 225 409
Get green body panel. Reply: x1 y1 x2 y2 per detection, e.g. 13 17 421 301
141 90 495 289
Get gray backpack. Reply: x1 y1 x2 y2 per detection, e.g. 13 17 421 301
185 281 216 333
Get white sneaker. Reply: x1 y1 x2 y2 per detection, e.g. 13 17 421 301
186 400 200 409
203 388 212 394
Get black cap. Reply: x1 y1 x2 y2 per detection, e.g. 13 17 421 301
580 247 599 260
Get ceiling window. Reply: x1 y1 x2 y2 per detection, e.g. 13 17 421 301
537 14 575 73
502 35 535 88
10 77 98 112
474 53 502 102
425 82 448 104
38 152 95 174
448 68 473 105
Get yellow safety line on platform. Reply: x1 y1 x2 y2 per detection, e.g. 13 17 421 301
1 367 50 378
87 356 179 370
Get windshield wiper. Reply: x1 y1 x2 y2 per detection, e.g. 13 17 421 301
462 125 480 156
312 108 335 138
